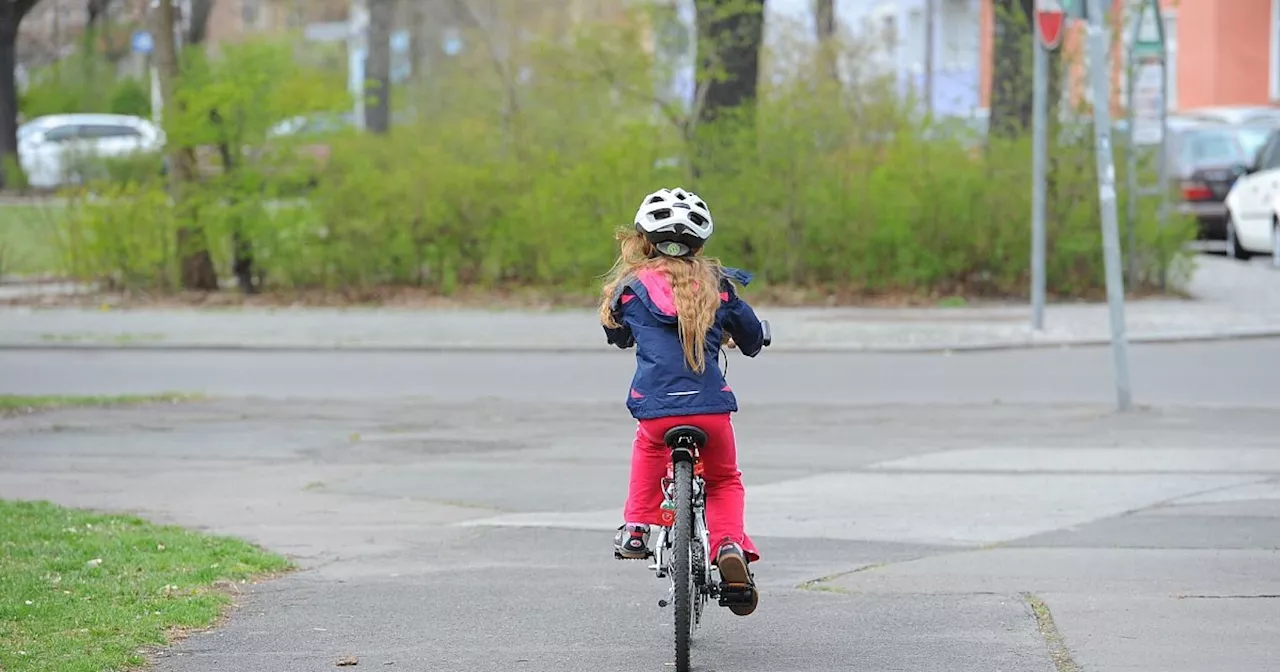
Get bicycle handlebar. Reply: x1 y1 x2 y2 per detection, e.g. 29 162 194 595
760 320 772 348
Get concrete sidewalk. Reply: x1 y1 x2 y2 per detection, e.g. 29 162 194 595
2 256 1278 352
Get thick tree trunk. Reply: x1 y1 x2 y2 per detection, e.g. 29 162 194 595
0 19 18 189
0 0 37 190
815 0 834 39
989 0 1034 138
185 0 215 46
365 0 393 134
694 0 765 125
154 0 218 290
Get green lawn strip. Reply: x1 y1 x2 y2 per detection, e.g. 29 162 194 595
0 393 203 416
0 204 64 276
0 500 292 672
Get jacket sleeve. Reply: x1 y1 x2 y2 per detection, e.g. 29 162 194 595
720 278 764 357
602 290 636 349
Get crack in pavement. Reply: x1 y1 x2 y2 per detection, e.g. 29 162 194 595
1022 593 1083 672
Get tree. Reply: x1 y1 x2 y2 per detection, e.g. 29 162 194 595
364 0 393 134
0 0 42 189
813 0 839 82
185 0 215 46
989 0 1034 138
153 0 218 290
814 0 834 40
694 0 765 126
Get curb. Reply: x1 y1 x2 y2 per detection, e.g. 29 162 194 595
2 326 1279 354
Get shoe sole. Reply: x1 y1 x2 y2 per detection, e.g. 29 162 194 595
716 553 758 616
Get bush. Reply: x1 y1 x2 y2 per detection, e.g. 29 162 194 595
50 11 1196 301
19 49 151 119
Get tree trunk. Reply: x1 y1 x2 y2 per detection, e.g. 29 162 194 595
154 0 218 291
694 0 765 125
815 0 834 39
185 0 215 46
365 0 393 135
0 0 37 190
814 0 839 82
989 0 1034 138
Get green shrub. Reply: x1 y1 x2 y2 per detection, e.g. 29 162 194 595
108 77 152 117
18 49 144 119
54 185 180 291
48 11 1196 301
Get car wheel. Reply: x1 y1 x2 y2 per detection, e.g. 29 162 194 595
1226 216 1254 261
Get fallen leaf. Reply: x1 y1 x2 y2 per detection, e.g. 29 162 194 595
336 655 358 667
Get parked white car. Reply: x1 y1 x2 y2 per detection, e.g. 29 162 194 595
17 113 165 188
1224 127 1280 260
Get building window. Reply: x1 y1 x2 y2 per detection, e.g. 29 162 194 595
940 0 978 72
867 2 899 78
905 7 924 73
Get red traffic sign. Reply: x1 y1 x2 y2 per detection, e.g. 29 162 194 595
1036 0 1067 50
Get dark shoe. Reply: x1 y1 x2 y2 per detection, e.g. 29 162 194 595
614 524 650 559
715 542 758 616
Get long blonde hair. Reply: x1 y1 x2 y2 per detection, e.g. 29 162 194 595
600 229 723 373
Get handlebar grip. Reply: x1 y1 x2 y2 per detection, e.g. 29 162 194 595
760 320 772 347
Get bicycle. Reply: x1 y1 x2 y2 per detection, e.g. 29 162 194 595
615 320 772 672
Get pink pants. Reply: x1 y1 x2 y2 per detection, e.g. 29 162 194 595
623 413 759 562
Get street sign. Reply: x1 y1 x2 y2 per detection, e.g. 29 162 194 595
1132 0 1165 57
131 30 154 55
1131 59 1165 145
1035 0 1067 50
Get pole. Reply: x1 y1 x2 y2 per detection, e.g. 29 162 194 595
924 0 935 115
348 0 369 131
1125 36 1138 286
1085 0 1133 412
1031 38 1047 331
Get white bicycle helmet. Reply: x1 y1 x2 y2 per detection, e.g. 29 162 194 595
634 187 714 257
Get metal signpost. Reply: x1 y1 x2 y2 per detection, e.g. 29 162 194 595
347 0 370 131
1084 0 1134 411
1125 0 1169 288
1030 0 1067 331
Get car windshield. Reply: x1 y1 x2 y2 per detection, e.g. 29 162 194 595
1179 129 1246 166
17 123 45 141
1235 127 1272 159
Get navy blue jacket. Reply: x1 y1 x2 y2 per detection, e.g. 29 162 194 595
603 266 765 419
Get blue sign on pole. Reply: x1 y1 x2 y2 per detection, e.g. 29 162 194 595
131 30 154 54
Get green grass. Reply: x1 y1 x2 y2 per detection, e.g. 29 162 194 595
0 500 292 672
0 393 202 415
0 203 65 276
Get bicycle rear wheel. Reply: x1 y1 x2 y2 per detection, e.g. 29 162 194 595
671 460 694 672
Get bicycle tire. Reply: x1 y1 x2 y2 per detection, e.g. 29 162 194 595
672 459 694 672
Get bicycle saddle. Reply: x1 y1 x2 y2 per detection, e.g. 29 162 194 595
663 425 709 449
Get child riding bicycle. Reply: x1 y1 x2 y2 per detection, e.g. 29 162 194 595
600 187 765 616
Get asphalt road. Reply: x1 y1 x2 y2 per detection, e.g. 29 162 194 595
3 343 1279 671
3 338 1280 406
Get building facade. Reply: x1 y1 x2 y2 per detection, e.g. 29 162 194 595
977 0 1280 113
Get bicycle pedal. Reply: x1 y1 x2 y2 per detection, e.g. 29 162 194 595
717 582 756 606
614 550 653 561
